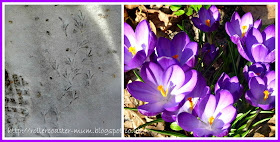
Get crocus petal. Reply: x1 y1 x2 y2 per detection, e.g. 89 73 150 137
156 37 172 57
214 90 234 117
177 112 204 132
245 90 258 107
253 19 262 30
124 22 136 48
171 32 190 56
246 28 263 54
230 11 241 22
243 65 249 81
236 41 251 63
199 7 210 24
138 102 165 116
263 71 275 86
161 111 177 122
124 45 133 64
251 44 268 63
125 50 146 72
196 94 216 123
264 50 275 63
262 24 275 52
215 105 237 125
240 12 253 28
209 5 220 21
249 77 265 101
162 65 185 89
135 20 151 52
180 42 198 67
225 22 236 38
192 17 202 29
176 69 198 95
127 81 161 103
258 103 275 110
147 31 157 56
163 94 184 111
157 57 179 71
215 72 230 93
199 24 211 32
210 21 220 32
140 62 163 86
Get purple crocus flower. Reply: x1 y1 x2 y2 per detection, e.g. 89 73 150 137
245 71 275 110
124 20 157 72
192 5 220 32
156 32 198 72
177 90 237 137
161 72 210 122
225 12 262 44
215 72 243 103
127 57 198 116
201 43 219 66
243 63 270 82
236 25 275 63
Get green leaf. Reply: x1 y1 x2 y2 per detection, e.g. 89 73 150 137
231 109 252 128
204 5 211 10
170 5 182 11
132 118 164 133
124 107 138 111
233 134 241 137
170 122 183 131
250 110 274 114
133 70 144 82
190 5 202 12
252 117 272 127
242 129 250 137
186 7 193 16
174 10 185 16
146 128 187 137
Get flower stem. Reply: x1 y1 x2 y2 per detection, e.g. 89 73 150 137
228 41 238 76
207 32 212 44
243 108 261 131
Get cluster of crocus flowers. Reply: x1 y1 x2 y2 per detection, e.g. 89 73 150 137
156 32 198 72
225 11 275 111
124 20 157 72
192 5 220 32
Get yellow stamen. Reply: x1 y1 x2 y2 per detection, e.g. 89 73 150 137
242 25 247 38
172 54 179 61
129 46 137 56
263 90 269 102
187 97 194 111
206 19 210 27
157 85 168 97
209 116 214 126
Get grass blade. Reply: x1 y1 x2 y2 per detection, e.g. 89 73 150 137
133 70 144 82
232 109 252 128
132 118 164 133
124 107 138 111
